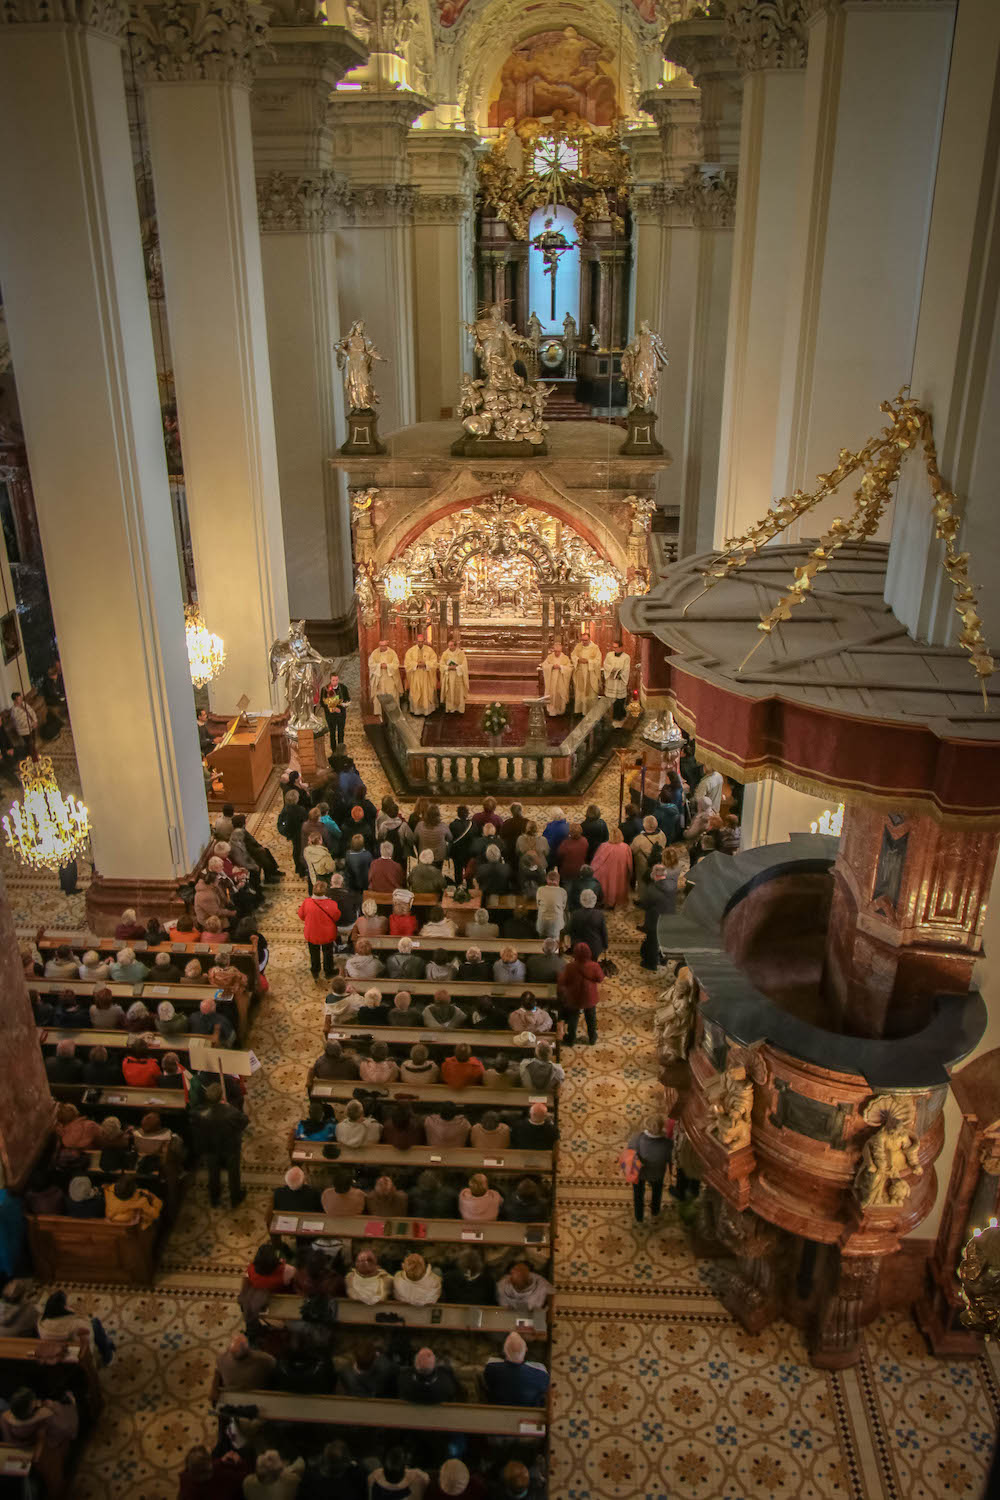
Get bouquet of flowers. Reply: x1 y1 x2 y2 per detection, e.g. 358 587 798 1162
482 702 510 736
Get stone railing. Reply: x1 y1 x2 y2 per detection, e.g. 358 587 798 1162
381 696 616 795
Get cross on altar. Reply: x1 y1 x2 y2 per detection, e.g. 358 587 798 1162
532 218 577 322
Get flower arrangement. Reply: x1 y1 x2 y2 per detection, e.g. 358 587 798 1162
481 702 510 737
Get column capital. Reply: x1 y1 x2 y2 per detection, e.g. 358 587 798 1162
664 14 743 167
638 82 704 182
722 0 810 72
674 162 738 227
335 180 416 223
407 127 477 220
329 88 432 187
0 0 129 39
256 166 342 230
128 0 271 87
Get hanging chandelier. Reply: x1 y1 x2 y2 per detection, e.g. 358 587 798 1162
384 569 413 604
589 572 620 606
2 756 90 872
185 603 226 688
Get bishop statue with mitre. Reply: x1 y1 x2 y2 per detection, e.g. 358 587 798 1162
571 632 603 715
439 635 470 714
540 638 573 716
368 639 403 719
404 632 439 716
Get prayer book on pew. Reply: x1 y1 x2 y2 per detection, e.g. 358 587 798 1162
523 1227 545 1244
300 1220 326 1234
363 1220 386 1236
147 985 170 998
273 1216 298 1232
170 943 187 953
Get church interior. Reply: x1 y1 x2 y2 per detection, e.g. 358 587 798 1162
0 0 999 1494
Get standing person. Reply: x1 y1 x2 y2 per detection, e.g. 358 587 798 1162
297 880 341 980
557 942 604 1046
9 691 37 756
580 803 609 860
627 1114 673 1223
631 815 667 900
320 671 350 747
638 857 680 972
535 869 567 939
695 765 724 813
277 790 309 877
591 828 633 909
191 1083 248 1208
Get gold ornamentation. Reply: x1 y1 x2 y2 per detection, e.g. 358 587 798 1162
959 1218 1000 1337
854 1095 922 1209
706 1063 754 1152
355 566 378 628
687 391 994 705
2 756 90 873
476 122 631 241
459 305 550 444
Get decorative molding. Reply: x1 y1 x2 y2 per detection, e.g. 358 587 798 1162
328 89 433 135
129 0 271 86
256 168 341 230
632 165 737 228
722 0 809 71
0 0 128 34
336 181 416 224
410 190 473 223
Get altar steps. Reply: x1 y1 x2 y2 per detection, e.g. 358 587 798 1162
543 391 594 421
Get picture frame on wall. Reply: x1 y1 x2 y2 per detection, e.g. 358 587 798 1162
0 610 20 665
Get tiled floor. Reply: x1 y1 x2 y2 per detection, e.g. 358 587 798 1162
6 665 999 1498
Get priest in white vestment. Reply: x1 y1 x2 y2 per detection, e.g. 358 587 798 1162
603 642 631 721
540 640 573 716
439 637 470 714
404 634 438 715
571 635 603 715
368 640 402 719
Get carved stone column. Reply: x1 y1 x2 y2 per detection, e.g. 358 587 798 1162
715 0 809 545
131 0 290 712
0 0 210 905
811 1251 882 1369
251 23 364 639
328 90 432 435
407 129 478 421
774 0 957 541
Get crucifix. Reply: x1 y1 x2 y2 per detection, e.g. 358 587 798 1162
532 218 577 322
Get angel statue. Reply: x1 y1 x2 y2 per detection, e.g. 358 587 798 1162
269 621 335 735
622 320 669 412
654 965 695 1064
334 320 386 412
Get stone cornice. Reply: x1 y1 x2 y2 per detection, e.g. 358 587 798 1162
336 181 416 223
265 21 366 79
129 0 271 86
664 15 734 82
632 165 737 228
256 167 341 230
722 0 809 71
410 190 474 223
0 0 127 36
326 89 433 133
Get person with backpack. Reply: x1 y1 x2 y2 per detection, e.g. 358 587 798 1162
624 1113 674 1223
297 879 341 980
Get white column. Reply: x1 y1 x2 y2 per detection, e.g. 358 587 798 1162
884 0 1000 653
774 0 956 540
740 777 835 849
251 23 364 630
131 0 290 712
715 0 809 545
329 91 432 435
0 2 208 884
408 130 478 422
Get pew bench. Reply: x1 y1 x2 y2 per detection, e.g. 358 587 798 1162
368 935 549 955
335 979 557 1000
290 1142 554 1174
0 1444 36 1480
269 1211 550 1249
49 1082 189 1115
309 1080 553 1108
364 892 537 913
27 928 259 982
41 1027 212 1059
322 1022 545 1051
222 1389 547 1438
262 1292 548 1339
29 980 248 1044
26 1212 160 1286
0 1335 102 1416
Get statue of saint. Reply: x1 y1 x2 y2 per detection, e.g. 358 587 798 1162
439 636 470 714
654 966 695 1063
539 639 573 716
527 311 543 346
603 641 631 720
464 303 531 391
403 632 438 716
621 320 669 411
268 621 335 734
334 319 386 412
368 639 402 718
457 306 550 444
706 1064 754 1152
563 312 578 346
570 633 603 715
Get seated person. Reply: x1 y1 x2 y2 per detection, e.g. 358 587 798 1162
182 960 210 985
124 1000 154 1033
493 946 526 985
369 841 404 893
388 890 419 937
82 1044 120 1086
359 1040 400 1085
424 1101 471 1149
467 998 506 1031
313 1039 359 1080
386 936 426 980
469 1109 511 1152
425 1461 487 1500
44 943 80 980
89 986 125 1028
440 1043 484 1090
519 1042 564 1092
96 1115 132 1171
408 848 447 896
420 905 457 939
324 982 366 1025
335 1098 381 1147
482 1054 518 1090
109 946 151 983
525 937 566 984
458 946 492 982
345 1249 392 1304
504 1176 548 1223
0 1284 37 1340
410 1169 457 1220
458 1172 502 1222
155 1000 186 1038
397 1347 460 1405
65 1176 105 1219
45 1038 84 1084
386 989 418 1025
25 1174 66 1215
510 1101 559 1151
147 950 181 983
369 1450 430 1500
482 1332 550 1406
321 1168 366 1217
31 992 56 1028
115 907 147 941
187 996 236 1047
354 897 388 939
244 1242 295 1292
365 1174 408 1217
178 1446 252 1499
469 907 500 940
79 948 111 983
216 1334 279 1401
199 916 228 946
422 989 467 1031
122 1041 162 1087
145 915 171 947
55 1102 103 1151
399 1042 439 1085
344 937 383 981
443 1248 496 1306
426 948 460 983
338 1343 396 1400
296 1100 337 1142
507 992 554 1034
381 1102 425 1149
103 1173 162 1229
169 913 200 942
159 1052 184 1090
272 1166 322 1214
354 987 391 1026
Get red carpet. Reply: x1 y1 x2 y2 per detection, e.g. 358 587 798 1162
419 704 573 747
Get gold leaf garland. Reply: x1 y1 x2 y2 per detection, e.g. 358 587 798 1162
689 391 994 707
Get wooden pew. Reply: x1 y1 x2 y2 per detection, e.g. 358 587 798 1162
364 892 537 912
333 979 557 1000
0 1444 37 1481
41 1028 210 1058
0 1334 102 1416
49 1083 189 1115
290 1142 553 1174
322 1022 543 1051
29 980 248 1044
26 1213 160 1285
269 1211 550 1248
309 1080 552 1108
262 1293 548 1339
368 936 549 955
25 929 261 999
224 1389 547 1437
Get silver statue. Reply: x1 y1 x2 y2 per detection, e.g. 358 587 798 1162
269 621 336 735
334 319 386 412
458 304 550 443
622 320 669 411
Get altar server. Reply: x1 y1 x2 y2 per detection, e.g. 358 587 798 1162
603 641 631 721
368 640 402 719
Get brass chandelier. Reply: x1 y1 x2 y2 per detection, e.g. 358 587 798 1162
2 755 90 872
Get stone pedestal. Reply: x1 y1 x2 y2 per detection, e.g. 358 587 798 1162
619 406 665 456
449 433 547 458
341 408 387 455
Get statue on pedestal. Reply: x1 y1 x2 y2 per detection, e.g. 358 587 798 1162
620 322 668 456
369 639 402 719
539 639 573 716
452 304 551 454
269 621 335 735
336 320 387 454
439 636 470 714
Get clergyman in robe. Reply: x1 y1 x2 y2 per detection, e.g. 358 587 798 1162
571 635 603 715
404 634 438 716
368 640 402 720
603 642 631 722
439 637 470 714
540 640 573 716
